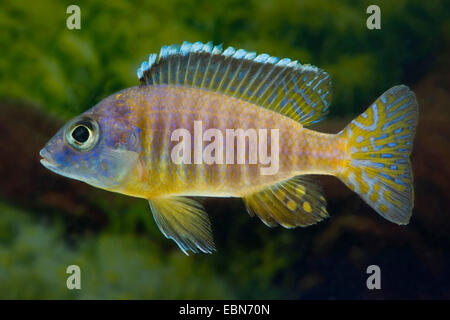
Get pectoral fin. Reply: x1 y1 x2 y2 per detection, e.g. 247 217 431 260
243 176 329 228
148 197 215 255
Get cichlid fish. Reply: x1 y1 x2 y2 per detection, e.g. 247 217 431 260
40 41 418 254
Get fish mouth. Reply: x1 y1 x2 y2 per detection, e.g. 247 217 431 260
39 148 58 169
39 147 81 181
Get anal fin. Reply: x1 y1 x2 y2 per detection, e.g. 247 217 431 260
149 197 215 255
243 176 328 228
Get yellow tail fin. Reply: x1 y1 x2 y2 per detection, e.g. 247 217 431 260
338 85 418 224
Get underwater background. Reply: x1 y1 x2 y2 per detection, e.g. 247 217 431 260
0 0 449 299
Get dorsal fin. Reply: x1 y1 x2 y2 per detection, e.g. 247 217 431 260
137 41 332 126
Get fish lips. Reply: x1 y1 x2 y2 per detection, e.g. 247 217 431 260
39 147 102 187
39 148 69 178
39 148 58 169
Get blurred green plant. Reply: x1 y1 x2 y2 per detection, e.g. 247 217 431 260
0 202 236 299
0 0 447 117
0 0 448 299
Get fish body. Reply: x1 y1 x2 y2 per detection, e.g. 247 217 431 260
40 42 418 254
107 85 343 199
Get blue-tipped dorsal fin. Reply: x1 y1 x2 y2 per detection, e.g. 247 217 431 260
136 41 332 126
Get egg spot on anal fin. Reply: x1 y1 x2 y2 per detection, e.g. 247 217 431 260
303 201 312 213
243 175 328 228
287 200 297 211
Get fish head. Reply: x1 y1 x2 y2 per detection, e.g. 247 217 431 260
40 93 143 192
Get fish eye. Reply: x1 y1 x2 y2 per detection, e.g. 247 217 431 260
72 125 90 143
66 117 100 151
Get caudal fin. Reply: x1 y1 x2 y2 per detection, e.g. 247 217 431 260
338 85 418 224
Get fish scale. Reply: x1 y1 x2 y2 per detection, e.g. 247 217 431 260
126 85 342 197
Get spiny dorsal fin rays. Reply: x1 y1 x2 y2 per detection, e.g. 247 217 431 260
137 41 332 126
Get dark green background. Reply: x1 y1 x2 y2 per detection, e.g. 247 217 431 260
0 0 449 299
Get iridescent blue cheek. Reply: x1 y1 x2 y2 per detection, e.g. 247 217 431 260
54 145 75 165
52 142 95 171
